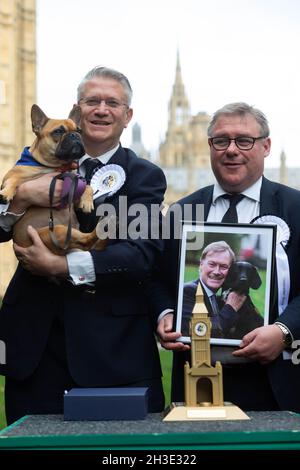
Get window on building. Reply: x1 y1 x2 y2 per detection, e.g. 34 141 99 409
176 106 183 124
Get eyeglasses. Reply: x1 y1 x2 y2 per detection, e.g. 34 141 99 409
209 136 267 151
79 97 129 110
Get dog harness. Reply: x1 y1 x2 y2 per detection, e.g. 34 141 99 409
49 172 86 250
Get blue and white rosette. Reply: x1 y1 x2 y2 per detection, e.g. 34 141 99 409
90 164 126 202
252 215 290 317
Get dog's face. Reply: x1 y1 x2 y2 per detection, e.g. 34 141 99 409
30 104 85 167
222 261 262 294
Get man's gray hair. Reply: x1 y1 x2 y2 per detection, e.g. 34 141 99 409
207 102 270 137
200 240 236 264
77 66 133 105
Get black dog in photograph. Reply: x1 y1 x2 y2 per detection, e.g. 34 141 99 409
221 261 264 339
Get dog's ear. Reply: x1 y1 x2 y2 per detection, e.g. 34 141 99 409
250 265 262 289
31 104 49 135
222 262 238 289
68 105 81 127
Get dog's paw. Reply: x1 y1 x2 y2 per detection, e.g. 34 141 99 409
78 198 94 213
78 185 94 213
0 191 10 204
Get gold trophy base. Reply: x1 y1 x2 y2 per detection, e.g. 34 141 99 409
163 402 250 421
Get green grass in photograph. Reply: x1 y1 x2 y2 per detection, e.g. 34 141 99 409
184 264 266 316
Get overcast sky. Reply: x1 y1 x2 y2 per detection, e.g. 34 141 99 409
37 0 300 167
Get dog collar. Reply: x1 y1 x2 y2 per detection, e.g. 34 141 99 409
16 147 44 167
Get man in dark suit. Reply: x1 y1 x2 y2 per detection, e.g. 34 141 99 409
181 241 247 338
157 102 300 412
0 66 166 424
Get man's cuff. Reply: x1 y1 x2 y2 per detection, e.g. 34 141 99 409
157 309 174 324
66 251 96 285
0 205 25 232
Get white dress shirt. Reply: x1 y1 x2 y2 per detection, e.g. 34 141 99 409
207 177 262 223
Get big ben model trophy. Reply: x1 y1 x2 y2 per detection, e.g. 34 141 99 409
164 283 249 421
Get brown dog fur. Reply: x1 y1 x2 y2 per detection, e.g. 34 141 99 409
0 105 106 255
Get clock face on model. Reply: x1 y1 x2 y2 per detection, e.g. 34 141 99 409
194 321 207 337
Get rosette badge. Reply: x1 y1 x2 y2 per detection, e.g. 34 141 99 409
252 214 290 316
90 164 126 203
252 215 290 248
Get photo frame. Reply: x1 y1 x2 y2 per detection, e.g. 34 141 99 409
176 222 276 346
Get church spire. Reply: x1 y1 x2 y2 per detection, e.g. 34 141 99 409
168 50 190 131
175 48 183 87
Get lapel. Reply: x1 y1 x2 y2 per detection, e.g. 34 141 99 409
259 176 280 216
202 186 214 220
76 146 129 232
107 145 128 167
259 177 281 319
184 186 213 221
106 145 130 200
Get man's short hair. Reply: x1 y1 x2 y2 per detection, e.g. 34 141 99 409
207 102 270 138
200 240 236 264
77 66 133 105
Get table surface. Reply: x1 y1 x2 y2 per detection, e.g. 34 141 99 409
1 411 300 450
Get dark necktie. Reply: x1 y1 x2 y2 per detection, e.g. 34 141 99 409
77 159 104 232
83 158 104 183
210 294 223 337
221 194 245 223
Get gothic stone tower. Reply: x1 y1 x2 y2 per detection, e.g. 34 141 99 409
0 0 36 295
159 50 190 168
159 52 211 204
184 283 223 407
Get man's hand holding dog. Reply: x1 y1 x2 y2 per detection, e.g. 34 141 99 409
233 325 286 364
14 225 68 277
225 291 246 312
8 173 62 214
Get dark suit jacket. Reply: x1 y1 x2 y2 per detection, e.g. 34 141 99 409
0 146 166 387
156 177 300 411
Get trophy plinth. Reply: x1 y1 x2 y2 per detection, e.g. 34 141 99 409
163 283 249 421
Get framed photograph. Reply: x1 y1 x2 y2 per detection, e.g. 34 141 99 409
176 222 276 346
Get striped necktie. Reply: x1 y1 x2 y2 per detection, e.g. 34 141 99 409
83 158 104 183
210 294 223 336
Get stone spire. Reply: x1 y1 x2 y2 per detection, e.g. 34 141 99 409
159 51 191 167
130 122 150 160
279 149 288 185
168 49 190 131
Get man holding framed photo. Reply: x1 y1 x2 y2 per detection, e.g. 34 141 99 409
157 102 300 412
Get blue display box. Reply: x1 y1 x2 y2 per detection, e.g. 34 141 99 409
64 387 149 421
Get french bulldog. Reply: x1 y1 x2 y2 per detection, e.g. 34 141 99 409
0 104 107 255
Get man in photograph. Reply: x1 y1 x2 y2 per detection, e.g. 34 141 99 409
181 241 246 337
